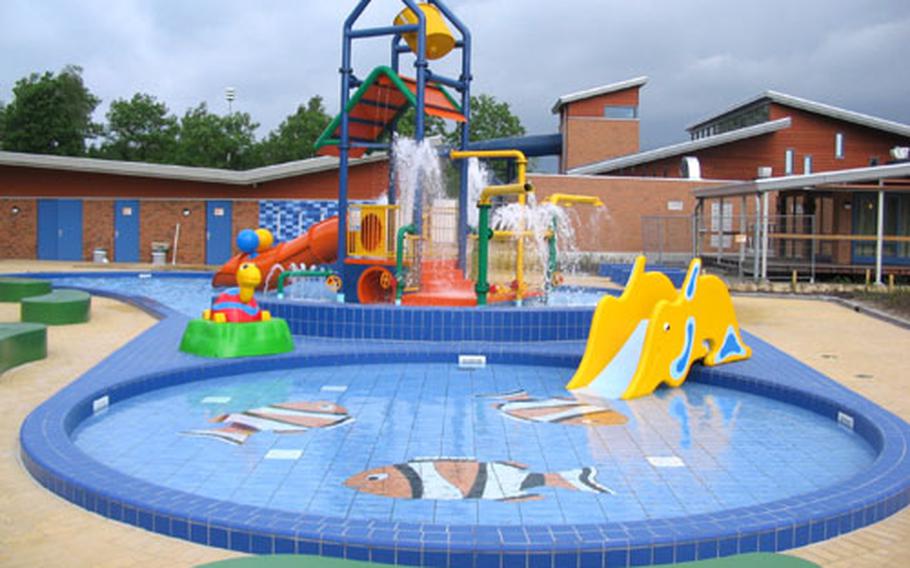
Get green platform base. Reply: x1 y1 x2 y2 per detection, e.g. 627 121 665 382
179 318 294 358
20 289 91 325
0 277 52 302
0 322 47 374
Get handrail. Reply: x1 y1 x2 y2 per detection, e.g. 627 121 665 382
276 269 337 299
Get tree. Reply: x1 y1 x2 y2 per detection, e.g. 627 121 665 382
257 96 332 165
393 106 448 140
1 65 100 155
453 93 525 144
449 94 526 183
173 103 259 170
97 93 179 163
0 101 6 147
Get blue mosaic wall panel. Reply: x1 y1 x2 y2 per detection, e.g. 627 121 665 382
260 300 596 343
258 200 339 243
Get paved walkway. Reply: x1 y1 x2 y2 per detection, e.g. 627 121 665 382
732 297 910 568
0 297 241 568
1 260 908 566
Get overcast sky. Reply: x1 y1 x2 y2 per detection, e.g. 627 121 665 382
2 0 909 151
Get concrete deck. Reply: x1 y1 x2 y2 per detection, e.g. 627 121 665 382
0 260 908 566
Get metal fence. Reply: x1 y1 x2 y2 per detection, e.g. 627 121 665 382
643 214 822 281
644 211 910 283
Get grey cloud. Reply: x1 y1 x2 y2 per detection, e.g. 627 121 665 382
2 0 908 150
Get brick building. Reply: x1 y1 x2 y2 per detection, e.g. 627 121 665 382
0 152 387 265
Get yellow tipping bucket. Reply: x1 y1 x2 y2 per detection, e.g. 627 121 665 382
394 3 455 60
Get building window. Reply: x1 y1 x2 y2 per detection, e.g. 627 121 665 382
603 105 638 120
803 155 813 175
835 132 845 159
869 156 880 166
785 149 795 175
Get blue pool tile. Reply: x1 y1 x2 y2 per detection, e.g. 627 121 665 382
346 545 370 561
396 548 421 566
275 537 295 554
251 534 272 554
675 543 696 563
653 545 673 564
210 527 229 548
297 539 322 554
758 531 775 552
528 553 553 568
629 546 651 566
370 548 395 564
504 552 529 568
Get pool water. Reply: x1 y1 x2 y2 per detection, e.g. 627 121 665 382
73 362 875 526
49 274 610 316
50 274 336 317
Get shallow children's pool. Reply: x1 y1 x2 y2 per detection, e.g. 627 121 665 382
73 362 874 526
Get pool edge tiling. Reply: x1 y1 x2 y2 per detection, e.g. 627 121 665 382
17 280 910 567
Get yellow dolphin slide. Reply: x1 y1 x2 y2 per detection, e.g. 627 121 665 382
567 256 751 400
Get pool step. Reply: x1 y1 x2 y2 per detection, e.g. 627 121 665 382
20 289 92 325
0 277 52 302
0 322 47 373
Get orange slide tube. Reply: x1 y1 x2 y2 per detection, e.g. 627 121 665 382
212 217 339 290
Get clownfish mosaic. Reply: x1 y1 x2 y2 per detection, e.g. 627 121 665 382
182 401 352 445
344 458 613 502
485 390 628 426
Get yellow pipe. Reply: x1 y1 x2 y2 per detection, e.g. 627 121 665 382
449 149 528 167
478 183 532 205
543 193 605 207
450 148 533 303
493 230 535 238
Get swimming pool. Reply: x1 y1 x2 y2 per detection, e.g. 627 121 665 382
46 274 610 318
74 363 874 526
17 270 910 566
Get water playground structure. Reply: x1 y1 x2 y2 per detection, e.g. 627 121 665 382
15 2 910 568
212 1 603 308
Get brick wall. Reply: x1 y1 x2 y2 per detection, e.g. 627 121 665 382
604 106 909 180
232 201 260 244
560 85 642 171
140 201 207 265
0 198 37 258
82 200 114 260
564 120 639 171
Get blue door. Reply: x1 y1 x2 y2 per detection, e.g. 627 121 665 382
37 199 83 260
206 201 233 265
114 200 140 262
37 200 59 260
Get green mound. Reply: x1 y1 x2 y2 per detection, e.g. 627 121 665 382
20 289 91 325
0 277 52 302
180 318 294 358
0 322 47 374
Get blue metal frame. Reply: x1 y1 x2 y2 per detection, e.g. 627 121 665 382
335 0 473 296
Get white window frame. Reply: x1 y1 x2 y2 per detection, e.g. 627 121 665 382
803 155 813 175
785 148 795 175
835 132 845 159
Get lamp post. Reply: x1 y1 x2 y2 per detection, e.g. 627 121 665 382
225 87 236 114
